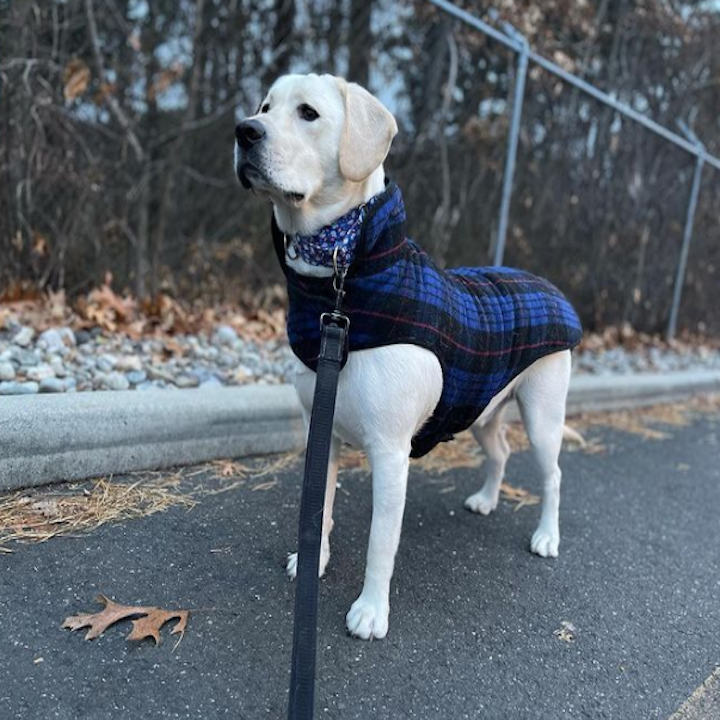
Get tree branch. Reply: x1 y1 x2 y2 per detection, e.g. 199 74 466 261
84 0 144 162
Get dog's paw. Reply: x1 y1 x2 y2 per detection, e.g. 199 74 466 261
346 595 389 640
530 527 559 558
464 490 498 516
285 549 329 580
286 552 299 580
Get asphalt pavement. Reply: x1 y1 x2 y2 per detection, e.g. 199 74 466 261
1 410 719 719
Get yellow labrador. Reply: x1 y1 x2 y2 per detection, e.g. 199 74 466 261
235 74 577 640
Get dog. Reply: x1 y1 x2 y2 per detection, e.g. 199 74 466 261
234 73 582 640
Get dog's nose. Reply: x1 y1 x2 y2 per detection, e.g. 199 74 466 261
235 119 266 150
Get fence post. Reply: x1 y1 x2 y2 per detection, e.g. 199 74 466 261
667 124 705 341
493 27 528 267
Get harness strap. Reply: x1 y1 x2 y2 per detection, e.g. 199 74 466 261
287 313 348 720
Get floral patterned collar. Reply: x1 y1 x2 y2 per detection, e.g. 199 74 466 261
284 195 379 270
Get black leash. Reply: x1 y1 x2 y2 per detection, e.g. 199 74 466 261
287 256 349 720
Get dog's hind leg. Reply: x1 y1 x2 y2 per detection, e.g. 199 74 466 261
286 431 340 579
464 403 510 516
514 351 572 558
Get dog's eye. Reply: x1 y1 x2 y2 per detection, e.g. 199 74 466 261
260 103 270 114
298 104 319 122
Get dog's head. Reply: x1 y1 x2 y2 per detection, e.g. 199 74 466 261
234 74 397 231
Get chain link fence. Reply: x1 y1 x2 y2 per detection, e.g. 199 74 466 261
429 0 720 339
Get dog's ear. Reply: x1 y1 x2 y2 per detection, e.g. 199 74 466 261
337 79 398 182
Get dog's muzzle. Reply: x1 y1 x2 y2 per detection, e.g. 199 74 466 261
235 119 266 189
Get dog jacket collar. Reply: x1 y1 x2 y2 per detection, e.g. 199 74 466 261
284 197 378 268
272 182 583 458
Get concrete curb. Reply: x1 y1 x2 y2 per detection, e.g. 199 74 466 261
0 385 304 491
1 370 719 491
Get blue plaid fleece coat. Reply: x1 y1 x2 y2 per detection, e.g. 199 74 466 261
272 182 583 458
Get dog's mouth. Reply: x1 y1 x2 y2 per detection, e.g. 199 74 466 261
237 163 305 203
236 162 260 190
283 190 305 203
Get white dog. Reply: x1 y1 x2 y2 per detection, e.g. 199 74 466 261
235 73 582 640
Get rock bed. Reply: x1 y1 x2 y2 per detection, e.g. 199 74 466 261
0 323 296 395
0 321 719 396
573 344 720 376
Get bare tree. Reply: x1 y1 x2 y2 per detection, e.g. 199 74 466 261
1 0 719 334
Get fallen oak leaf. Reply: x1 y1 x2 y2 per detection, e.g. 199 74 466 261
63 594 189 646
127 608 188 647
63 594 151 640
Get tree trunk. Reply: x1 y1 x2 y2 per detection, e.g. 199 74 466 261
269 0 295 81
348 0 372 87
151 0 207 297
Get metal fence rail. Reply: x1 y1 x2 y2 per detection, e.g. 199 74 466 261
428 0 720 339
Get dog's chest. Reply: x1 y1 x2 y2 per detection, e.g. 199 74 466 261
293 345 443 450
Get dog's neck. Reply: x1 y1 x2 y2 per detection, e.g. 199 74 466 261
273 166 386 278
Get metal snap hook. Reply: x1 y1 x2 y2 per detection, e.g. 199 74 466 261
332 246 347 294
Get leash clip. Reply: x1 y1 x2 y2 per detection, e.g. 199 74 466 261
332 245 348 296
325 245 350 332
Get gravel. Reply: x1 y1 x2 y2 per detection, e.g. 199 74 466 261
573 343 720 376
0 361 15 381
0 321 297 395
0 319 719 395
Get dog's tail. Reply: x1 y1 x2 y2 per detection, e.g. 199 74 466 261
562 424 586 447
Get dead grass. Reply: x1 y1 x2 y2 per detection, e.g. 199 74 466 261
499 482 541 510
0 475 196 553
198 452 300 494
574 393 720 441
0 453 302 553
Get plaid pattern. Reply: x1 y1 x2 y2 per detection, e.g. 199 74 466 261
272 182 583 458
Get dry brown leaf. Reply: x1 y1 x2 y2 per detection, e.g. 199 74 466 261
340 449 369 471
92 81 115 106
0 281 291 342
63 594 189 646
127 608 188 645
32 233 49 257
212 460 248 479
63 58 90 101
149 63 184 101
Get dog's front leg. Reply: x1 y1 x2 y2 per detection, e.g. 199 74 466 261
286 432 340 579
346 445 409 640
